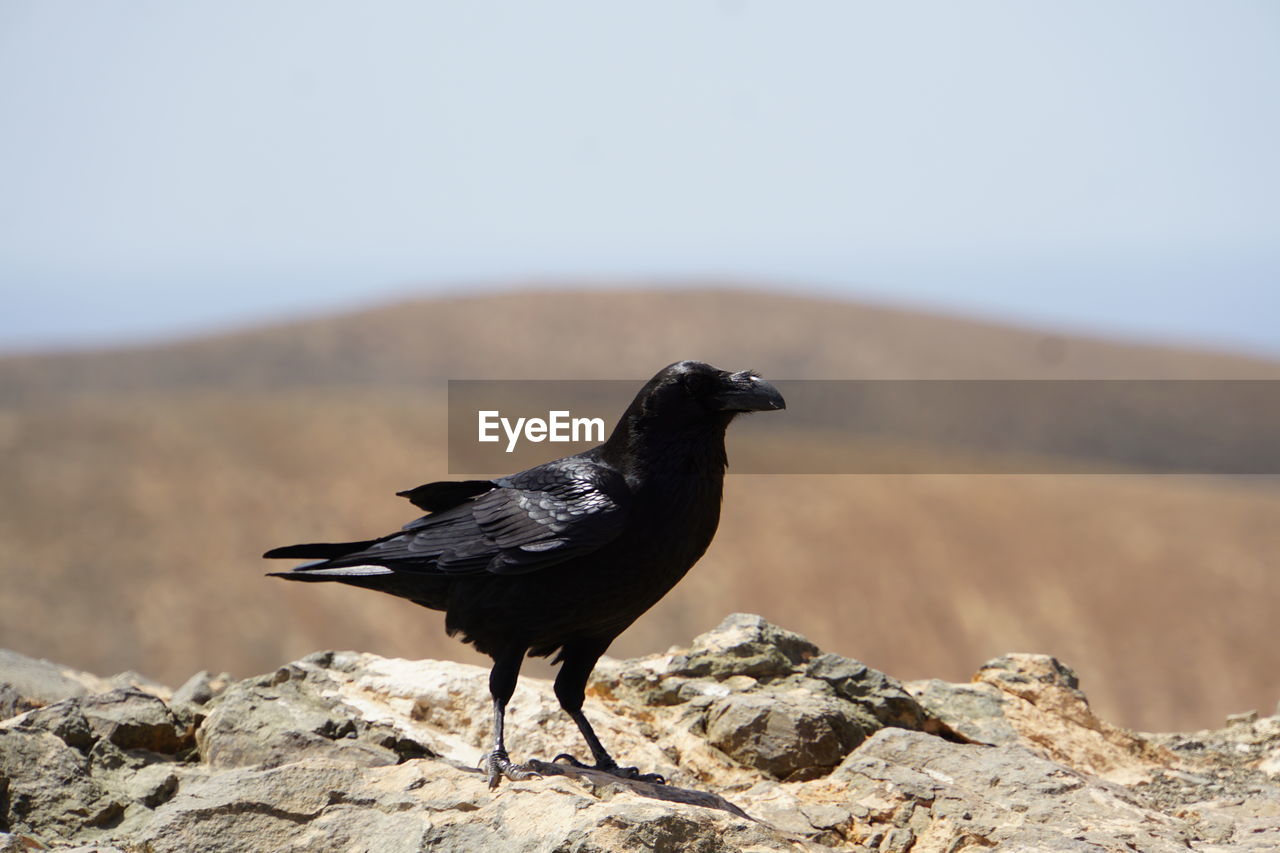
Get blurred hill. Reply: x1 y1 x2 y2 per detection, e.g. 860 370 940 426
1 286 1277 731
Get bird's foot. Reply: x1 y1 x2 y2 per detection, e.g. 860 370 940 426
482 749 541 789
552 752 666 785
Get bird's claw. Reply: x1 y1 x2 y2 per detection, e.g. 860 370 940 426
618 768 667 785
552 753 666 785
482 750 541 789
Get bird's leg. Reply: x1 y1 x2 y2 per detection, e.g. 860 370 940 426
551 641 666 785
482 645 539 789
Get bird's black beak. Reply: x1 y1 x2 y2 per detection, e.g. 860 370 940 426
713 372 786 413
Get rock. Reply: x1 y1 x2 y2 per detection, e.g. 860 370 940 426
0 649 175 743
133 759 786 853
806 653 929 732
3 837 126 853
81 687 194 754
11 698 97 751
904 677 1018 745
1225 709 1259 727
807 728 1195 851
975 653 1175 784
705 689 865 780
88 737 182 809
908 654 1179 784
0 688 24 723
3 615 1280 851
0 727 125 839
668 612 821 681
196 653 435 770
589 613 941 787
1138 710 1280 852
0 650 108 718
171 670 232 708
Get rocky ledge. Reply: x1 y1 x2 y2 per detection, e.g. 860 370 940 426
2 614 1278 852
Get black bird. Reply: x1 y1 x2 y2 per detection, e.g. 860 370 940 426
265 361 785 787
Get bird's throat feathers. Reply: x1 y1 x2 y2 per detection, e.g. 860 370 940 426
602 412 732 486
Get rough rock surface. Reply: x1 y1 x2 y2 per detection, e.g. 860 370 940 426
1 614 1277 851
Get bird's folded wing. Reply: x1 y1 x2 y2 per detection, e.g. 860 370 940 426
321 460 630 576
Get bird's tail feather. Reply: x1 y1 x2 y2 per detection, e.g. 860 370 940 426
267 564 395 580
262 540 377 560
266 562 450 613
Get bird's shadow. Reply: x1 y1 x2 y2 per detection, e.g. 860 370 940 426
458 758 754 821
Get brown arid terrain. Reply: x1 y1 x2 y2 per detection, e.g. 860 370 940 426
1 286 1277 733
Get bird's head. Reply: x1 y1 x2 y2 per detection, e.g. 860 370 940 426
623 360 786 431
601 361 784 474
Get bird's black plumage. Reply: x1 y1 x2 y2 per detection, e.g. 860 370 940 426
265 360 784 787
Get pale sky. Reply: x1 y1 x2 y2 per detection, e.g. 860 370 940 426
2 1 1277 353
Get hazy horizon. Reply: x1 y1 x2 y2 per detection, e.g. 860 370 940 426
5 277 1280 364
3 1 1277 356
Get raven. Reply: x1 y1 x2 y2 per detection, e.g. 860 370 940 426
265 361 785 787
